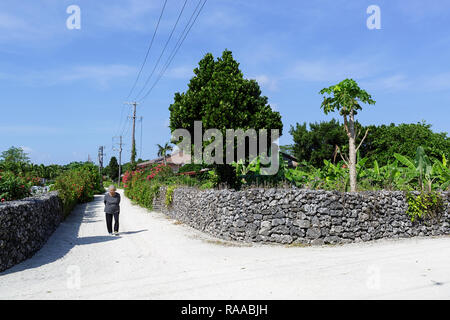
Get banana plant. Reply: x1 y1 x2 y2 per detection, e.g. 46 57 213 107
394 146 435 192
432 155 450 190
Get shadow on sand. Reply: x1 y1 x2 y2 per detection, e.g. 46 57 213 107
0 194 145 276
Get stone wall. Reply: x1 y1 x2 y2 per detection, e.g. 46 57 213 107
0 192 63 272
154 187 450 245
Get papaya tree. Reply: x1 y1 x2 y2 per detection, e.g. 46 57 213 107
319 79 376 192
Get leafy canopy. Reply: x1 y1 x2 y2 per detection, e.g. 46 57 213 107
0 146 30 164
319 79 375 116
169 49 283 136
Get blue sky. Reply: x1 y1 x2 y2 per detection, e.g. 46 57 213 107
1 0 449 165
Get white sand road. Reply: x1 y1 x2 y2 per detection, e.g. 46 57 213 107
0 190 449 299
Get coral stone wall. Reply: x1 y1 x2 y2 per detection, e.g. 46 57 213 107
0 192 63 272
154 187 450 245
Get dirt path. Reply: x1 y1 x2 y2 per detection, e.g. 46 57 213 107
0 190 449 299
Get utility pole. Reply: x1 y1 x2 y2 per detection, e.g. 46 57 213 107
125 101 139 166
113 136 123 187
98 146 105 186
98 146 105 175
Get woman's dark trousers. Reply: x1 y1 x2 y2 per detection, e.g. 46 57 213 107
106 212 119 233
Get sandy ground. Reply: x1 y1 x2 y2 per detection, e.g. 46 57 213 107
0 190 449 300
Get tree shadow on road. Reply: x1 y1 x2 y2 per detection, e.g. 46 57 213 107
0 195 119 276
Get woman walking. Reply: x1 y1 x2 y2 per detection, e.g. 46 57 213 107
104 185 121 236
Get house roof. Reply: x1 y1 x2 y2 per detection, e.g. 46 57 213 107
136 150 191 168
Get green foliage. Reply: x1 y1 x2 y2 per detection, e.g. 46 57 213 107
394 146 449 192
364 122 450 166
231 155 287 187
0 146 30 164
279 145 295 156
103 179 119 189
165 185 176 207
283 147 449 192
107 156 120 181
289 119 349 167
123 165 171 210
285 160 349 191
123 161 220 208
157 143 173 164
178 163 206 173
168 49 283 187
319 79 376 116
288 120 450 168
406 191 445 222
51 164 104 217
0 171 31 202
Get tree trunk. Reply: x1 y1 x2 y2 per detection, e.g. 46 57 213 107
348 113 357 192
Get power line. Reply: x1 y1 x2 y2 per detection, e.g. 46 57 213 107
114 104 129 138
139 0 208 102
113 1 167 143
134 0 189 101
126 0 168 100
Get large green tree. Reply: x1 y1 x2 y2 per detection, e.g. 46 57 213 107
169 50 283 187
364 122 450 165
107 156 120 181
0 146 30 172
320 79 376 192
289 120 449 168
1 146 30 163
289 119 353 167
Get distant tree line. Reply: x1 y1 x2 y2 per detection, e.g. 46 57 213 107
286 120 449 168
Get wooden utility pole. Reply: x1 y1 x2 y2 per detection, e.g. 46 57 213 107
98 146 105 187
113 136 123 187
98 146 105 174
125 101 139 165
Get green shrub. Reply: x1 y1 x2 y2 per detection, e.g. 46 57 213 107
123 166 167 210
406 191 445 222
0 171 31 202
51 164 103 216
178 163 206 173
123 163 218 209
165 185 176 207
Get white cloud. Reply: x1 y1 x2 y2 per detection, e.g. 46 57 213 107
60 65 136 87
253 75 278 91
20 146 33 153
0 12 47 42
363 72 450 93
0 12 28 30
0 125 61 135
362 74 412 92
165 66 194 79
0 64 136 88
288 58 376 82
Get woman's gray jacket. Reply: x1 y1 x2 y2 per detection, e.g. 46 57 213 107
104 193 121 214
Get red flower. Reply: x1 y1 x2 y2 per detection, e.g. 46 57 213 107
1 199 5 202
